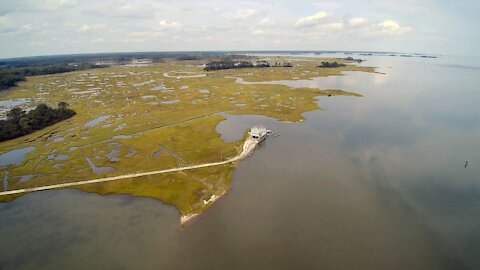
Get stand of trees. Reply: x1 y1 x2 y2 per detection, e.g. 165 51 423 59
272 62 293 67
0 63 109 91
317 61 347 68
204 60 271 71
0 102 76 142
344 57 364 63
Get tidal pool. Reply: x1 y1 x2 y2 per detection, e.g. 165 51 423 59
0 98 30 108
18 174 34 183
84 115 111 127
113 135 133 139
163 72 206 78
0 146 35 166
150 84 171 91
85 157 115 175
160 99 180 104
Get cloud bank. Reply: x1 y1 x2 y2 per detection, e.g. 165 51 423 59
0 0 478 58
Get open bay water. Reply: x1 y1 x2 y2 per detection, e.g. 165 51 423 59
1 54 479 269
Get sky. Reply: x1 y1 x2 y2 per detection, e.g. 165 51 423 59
0 0 479 58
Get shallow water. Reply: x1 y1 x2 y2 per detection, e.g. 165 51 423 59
133 80 155 87
0 98 29 108
0 146 35 166
52 136 65 143
18 174 34 183
85 157 115 175
1 54 479 269
84 115 111 127
54 154 69 161
113 134 133 139
106 148 121 162
2 171 8 190
150 84 171 91
160 99 180 104
152 148 164 158
163 72 206 78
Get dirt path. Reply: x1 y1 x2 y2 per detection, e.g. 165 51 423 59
0 137 258 197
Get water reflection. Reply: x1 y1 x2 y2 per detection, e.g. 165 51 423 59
0 55 479 269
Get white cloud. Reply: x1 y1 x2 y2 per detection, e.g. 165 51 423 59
259 17 274 25
20 23 33 31
349 17 368 26
85 2 158 20
313 2 342 9
40 0 77 11
158 20 182 30
323 22 343 30
251 29 265 35
130 31 166 38
231 9 257 20
378 20 412 35
78 24 106 32
370 0 432 14
380 20 400 30
295 11 328 27
0 15 15 33
0 0 460 58
92 38 105 43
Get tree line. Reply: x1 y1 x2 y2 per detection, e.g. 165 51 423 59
0 102 75 142
317 61 347 68
204 59 292 71
0 63 108 91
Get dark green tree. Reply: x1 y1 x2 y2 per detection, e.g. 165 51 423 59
6 107 25 120
58 101 69 110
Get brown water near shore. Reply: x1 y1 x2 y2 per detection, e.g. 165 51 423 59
1 54 479 269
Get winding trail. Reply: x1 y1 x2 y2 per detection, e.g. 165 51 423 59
0 137 259 197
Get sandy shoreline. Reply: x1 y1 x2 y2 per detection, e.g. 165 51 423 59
180 191 228 225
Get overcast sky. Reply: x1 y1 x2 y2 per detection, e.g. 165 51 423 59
0 0 479 58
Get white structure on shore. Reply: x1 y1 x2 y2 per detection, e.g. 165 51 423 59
131 58 153 65
249 125 268 142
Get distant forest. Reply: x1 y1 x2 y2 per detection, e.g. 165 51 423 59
0 63 110 91
205 59 292 71
0 51 247 91
0 103 75 142
317 61 347 68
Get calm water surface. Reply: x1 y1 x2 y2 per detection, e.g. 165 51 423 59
1 55 479 270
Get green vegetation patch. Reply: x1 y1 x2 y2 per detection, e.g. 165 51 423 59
0 57 375 218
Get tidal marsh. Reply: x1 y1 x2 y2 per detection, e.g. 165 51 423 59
0 57 374 217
